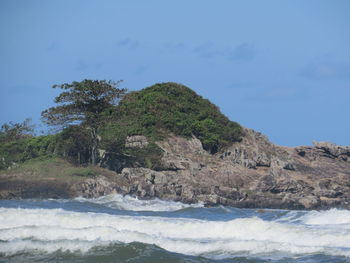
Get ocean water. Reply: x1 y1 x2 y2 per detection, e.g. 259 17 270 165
0 194 350 263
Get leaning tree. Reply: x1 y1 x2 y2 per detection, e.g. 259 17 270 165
41 79 127 165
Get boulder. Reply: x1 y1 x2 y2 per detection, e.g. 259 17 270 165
125 135 149 148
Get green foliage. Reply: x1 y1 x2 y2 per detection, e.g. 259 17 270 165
41 79 127 165
66 167 96 177
0 129 93 170
54 125 92 164
124 143 164 170
41 79 127 128
0 157 108 183
0 135 58 170
1 81 243 172
103 82 242 153
0 118 34 144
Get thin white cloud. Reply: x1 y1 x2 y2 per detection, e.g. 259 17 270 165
229 43 256 61
302 62 350 80
192 42 256 61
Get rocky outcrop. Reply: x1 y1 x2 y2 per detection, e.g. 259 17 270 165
74 176 118 198
125 135 149 148
219 129 297 172
1 129 349 210
311 141 350 162
110 129 350 209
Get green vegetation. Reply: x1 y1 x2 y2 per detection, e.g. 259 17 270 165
0 135 57 170
41 79 127 165
102 82 242 153
0 128 91 170
1 81 242 172
0 118 34 144
0 157 114 182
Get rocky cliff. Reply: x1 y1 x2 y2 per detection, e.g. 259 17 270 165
102 129 348 210
1 81 349 209
1 128 349 209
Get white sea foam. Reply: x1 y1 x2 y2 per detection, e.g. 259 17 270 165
1 207 350 258
74 194 203 211
299 208 350 226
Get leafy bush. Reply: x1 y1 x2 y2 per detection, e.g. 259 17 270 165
103 82 242 153
0 135 57 169
0 82 243 171
55 125 92 164
0 126 91 169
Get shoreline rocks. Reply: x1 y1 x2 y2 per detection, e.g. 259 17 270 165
1 129 349 210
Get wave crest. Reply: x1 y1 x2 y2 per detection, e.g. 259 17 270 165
1 207 350 258
74 194 203 211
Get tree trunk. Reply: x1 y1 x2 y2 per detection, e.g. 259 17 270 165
90 127 98 165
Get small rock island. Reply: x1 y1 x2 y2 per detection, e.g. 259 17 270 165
1 81 349 209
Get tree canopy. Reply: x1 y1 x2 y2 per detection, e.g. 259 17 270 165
101 82 242 153
0 118 34 144
41 79 127 129
1 81 243 171
41 79 127 164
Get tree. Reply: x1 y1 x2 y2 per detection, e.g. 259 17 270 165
0 118 34 143
57 125 91 164
41 79 127 164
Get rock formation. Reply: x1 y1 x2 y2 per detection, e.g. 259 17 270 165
2 82 348 209
109 128 350 209
125 135 149 148
1 128 349 210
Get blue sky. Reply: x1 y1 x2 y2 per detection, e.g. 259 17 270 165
0 0 349 146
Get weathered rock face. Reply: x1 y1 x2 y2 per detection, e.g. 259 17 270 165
219 129 297 172
312 141 350 162
125 135 149 148
74 176 118 198
1 128 349 210
112 129 350 209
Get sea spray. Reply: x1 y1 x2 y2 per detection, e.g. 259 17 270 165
74 193 204 211
1 204 350 259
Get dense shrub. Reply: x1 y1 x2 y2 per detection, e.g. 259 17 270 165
53 125 92 164
0 135 57 169
103 82 242 153
0 82 243 170
0 126 91 169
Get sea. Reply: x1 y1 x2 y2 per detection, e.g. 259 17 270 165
0 194 349 263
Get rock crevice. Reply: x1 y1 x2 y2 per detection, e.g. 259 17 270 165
108 129 350 209
1 130 349 210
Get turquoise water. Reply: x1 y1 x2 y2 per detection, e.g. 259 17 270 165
0 194 349 263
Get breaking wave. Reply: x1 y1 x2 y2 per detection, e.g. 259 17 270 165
1 207 350 259
74 194 203 211
299 208 350 227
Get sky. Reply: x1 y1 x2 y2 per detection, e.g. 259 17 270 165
0 0 349 146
